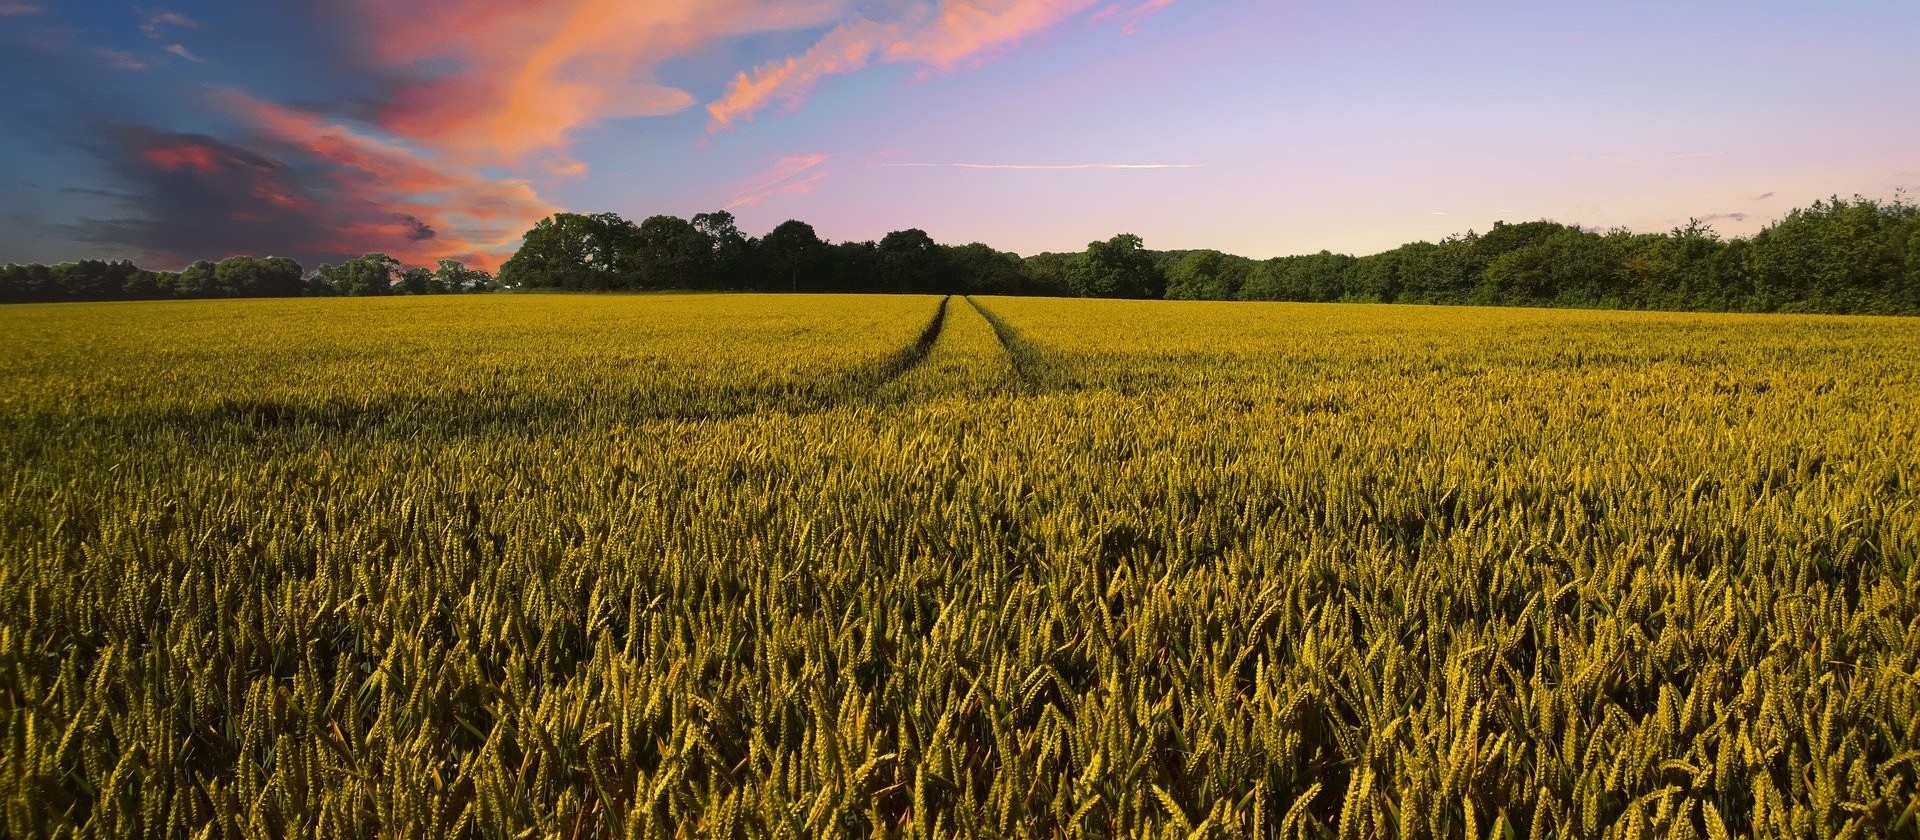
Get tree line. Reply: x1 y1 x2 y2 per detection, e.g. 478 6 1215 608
0 254 494 303
1157 196 1920 314
6 195 1917 314
495 211 1032 297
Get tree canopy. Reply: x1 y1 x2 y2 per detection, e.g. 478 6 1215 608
8 194 1920 315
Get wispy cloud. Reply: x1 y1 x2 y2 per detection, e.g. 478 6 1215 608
1092 0 1181 36
1664 151 1722 160
1696 212 1748 224
94 47 148 72
137 8 197 39
165 43 207 63
0 2 43 16
877 161 1202 171
710 0 1163 131
707 17 898 130
728 154 830 209
1752 191 1775 201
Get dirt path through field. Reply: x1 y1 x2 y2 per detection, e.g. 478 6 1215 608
874 294 1016 402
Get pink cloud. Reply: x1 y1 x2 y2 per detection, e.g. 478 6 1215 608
727 154 831 209
215 90 554 269
888 0 1099 70
358 0 856 164
1093 0 1180 35
708 18 900 129
709 0 1156 131
142 143 223 174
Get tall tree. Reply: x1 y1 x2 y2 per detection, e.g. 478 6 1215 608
1021 253 1079 297
635 215 712 290
692 211 750 289
878 229 950 294
320 253 399 296
212 256 304 297
1071 234 1162 299
498 212 637 290
760 220 827 292
167 260 217 298
945 243 1026 296
433 259 490 293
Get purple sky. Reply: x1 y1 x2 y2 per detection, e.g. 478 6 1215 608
1 0 1916 269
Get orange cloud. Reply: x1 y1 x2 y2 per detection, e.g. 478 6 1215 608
217 90 554 269
889 0 1098 69
359 0 855 164
709 0 1118 131
727 154 831 209
545 158 590 178
708 18 902 129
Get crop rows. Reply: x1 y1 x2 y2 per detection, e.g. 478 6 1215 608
2 294 1917 837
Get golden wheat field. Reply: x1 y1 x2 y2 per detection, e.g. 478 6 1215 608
2 293 1917 838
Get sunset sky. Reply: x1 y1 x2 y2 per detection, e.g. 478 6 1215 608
2 0 1916 270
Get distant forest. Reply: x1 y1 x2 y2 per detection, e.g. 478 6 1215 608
5 195 1917 315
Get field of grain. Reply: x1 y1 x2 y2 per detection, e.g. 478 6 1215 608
2 294 1917 838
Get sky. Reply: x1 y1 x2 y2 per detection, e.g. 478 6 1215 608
1 0 1916 271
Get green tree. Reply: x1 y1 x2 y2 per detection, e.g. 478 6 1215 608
826 241 881 293
878 229 950 294
1020 253 1079 297
759 220 827 292
1480 229 1618 306
397 267 436 295
212 256 304 297
498 212 638 290
433 259 490 293
1165 250 1251 300
635 216 712 290
1346 248 1419 303
1071 234 1163 299
120 265 162 299
0 264 27 302
945 243 1026 296
1749 195 1916 313
692 211 749 289
165 260 217 298
1398 235 1479 303
322 254 399 296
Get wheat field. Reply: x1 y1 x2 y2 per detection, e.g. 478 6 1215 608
2 294 1916 838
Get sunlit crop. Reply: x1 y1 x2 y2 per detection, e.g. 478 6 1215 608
2 293 1915 838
